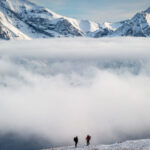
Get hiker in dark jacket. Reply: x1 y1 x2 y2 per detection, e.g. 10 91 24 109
86 135 91 146
73 136 78 148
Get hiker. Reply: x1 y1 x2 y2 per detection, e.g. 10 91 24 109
73 136 78 148
86 135 91 146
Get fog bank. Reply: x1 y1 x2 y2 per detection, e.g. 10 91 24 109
0 38 150 148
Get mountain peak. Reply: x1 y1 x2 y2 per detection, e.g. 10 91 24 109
144 7 150 13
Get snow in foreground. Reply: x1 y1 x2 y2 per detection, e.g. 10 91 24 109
42 139 150 150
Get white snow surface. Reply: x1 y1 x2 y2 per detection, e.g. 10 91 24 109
0 10 31 40
103 22 123 31
41 139 150 150
79 20 100 32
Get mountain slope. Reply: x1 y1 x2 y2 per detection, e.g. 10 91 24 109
0 0 100 39
0 0 150 39
41 139 150 150
0 0 48 39
112 10 150 37
0 0 84 39
95 7 150 37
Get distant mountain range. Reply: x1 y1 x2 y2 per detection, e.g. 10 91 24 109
0 0 150 40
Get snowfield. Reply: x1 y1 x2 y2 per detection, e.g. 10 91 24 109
41 139 150 150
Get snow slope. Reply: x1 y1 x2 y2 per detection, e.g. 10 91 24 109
111 8 150 37
41 139 150 150
0 0 100 39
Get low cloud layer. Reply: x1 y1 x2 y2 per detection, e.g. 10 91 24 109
0 38 150 147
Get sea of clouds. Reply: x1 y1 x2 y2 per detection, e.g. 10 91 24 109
0 37 150 147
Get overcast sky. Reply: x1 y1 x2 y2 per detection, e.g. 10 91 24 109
31 0 150 23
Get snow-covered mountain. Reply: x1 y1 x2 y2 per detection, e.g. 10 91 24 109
111 8 150 37
41 139 150 150
0 0 150 40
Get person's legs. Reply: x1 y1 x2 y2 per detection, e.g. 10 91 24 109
75 142 77 148
87 141 89 146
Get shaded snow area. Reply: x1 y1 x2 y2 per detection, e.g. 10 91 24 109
42 139 150 150
1 38 150 150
